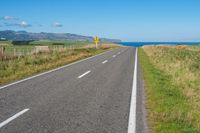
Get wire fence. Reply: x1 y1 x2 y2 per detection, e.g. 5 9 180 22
0 44 85 61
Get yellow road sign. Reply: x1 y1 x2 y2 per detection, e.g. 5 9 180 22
94 36 99 49
94 36 99 44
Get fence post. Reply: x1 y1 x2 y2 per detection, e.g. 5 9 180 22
35 47 37 55
1 47 4 55
26 47 28 55
13 48 16 57
3 47 5 55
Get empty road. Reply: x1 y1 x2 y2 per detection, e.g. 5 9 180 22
0 47 148 133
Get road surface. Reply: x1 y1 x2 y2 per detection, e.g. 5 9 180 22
0 47 148 133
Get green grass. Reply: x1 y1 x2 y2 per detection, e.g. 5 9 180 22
0 40 90 46
0 45 34 54
0 40 91 56
139 48 199 133
0 41 12 45
29 40 89 46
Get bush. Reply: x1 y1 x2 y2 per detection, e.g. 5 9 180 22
12 40 34 45
52 43 64 45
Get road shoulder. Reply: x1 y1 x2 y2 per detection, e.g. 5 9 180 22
136 57 150 133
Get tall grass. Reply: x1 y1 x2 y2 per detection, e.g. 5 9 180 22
139 46 200 133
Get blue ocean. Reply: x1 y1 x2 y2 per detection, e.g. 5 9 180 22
117 42 200 47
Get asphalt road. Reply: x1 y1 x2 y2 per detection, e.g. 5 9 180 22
0 47 148 133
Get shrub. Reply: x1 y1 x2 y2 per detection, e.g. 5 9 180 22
12 40 34 45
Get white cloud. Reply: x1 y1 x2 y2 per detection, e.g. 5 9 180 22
3 21 31 28
19 21 31 28
52 22 63 27
1 16 17 20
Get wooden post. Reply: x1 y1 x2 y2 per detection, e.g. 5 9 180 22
14 48 16 56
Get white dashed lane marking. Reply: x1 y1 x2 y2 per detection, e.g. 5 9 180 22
77 71 91 79
0 109 30 128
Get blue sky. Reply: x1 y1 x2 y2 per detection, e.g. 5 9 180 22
0 0 200 41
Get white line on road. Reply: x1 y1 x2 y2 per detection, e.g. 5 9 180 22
0 109 29 128
112 55 116 58
102 60 108 64
118 52 121 55
0 48 117 90
128 48 138 133
78 71 91 79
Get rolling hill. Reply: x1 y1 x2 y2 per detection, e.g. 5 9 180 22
0 30 121 42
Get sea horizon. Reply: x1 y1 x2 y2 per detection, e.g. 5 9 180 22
117 42 200 47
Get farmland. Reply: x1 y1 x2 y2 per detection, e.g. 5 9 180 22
0 40 90 57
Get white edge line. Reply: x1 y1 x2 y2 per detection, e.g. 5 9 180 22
0 48 118 90
0 108 29 128
102 60 108 64
128 48 137 133
112 55 116 57
78 71 91 79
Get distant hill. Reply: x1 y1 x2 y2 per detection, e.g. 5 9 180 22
0 30 121 42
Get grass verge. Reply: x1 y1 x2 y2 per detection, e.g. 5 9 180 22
138 47 200 133
0 46 117 85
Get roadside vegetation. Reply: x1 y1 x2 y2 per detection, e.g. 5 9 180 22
0 41 119 85
29 40 90 46
0 40 90 57
139 45 200 133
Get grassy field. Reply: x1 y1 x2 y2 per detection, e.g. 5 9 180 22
0 40 112 49
0 40 89 46
139 45 200 133
0 40 92 58
0 45 34 54
0 43 118 85
29 40 89 46
0 41 13 45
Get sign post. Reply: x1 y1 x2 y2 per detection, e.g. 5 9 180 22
94 36 99 49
